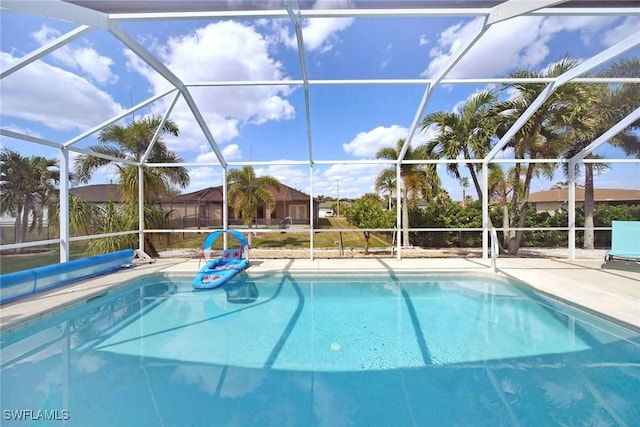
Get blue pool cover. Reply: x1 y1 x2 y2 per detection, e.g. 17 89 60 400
0 249 135 304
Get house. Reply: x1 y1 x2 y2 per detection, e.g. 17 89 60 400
163 184 319 228
66 183 319 228
69 184 123 205
529 188 640 214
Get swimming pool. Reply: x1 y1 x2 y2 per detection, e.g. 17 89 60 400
1 272 639 426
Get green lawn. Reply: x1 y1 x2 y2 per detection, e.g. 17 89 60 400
0 218 393 274
157 218 392 250
0 243 91 275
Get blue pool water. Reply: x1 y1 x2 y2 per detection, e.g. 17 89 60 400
1 272 639 426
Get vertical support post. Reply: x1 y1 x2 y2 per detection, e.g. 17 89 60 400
138 165 145 253
223 167 228 248
482 163 489 260
309 164 314 260
396 164 402 260
59 146 70 262
568 161 576 260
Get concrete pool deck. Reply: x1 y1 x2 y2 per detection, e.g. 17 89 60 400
1 257 638 333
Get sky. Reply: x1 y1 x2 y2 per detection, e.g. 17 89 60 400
1 2 639 201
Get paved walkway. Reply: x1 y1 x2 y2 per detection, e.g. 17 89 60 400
1 257 638 333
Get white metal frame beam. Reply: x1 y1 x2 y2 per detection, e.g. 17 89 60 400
2 0 110 27
284 0 317 259
107 22 228 168
106 6 640 22
566 106 640 260
0 129 62 149
140 91 181 163
64 88 177 147
484 30 640 164
283 0 314 165
0 25 93 79
570 106 640 163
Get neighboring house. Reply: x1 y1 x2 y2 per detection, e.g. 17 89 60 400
162 184 319 228
529 188 640 214
70 184 123 207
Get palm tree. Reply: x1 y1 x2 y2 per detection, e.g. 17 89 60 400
420 90 497 204
375 168 396 210
494 58 586 254
74 115 190 256
74 115 189 203
561 58 640 249
47 193 100 237
0 149 59 249
376 139 440 247
227 166 281 245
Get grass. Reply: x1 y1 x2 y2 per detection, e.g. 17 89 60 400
0 218 393 274
159 218 393 250
0 243 91 275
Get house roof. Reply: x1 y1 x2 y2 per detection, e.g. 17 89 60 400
529 188 640 203
168 184 313 203
70 184 122 203
169 186 225 203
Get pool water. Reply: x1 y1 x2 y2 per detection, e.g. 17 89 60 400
1 273 639 426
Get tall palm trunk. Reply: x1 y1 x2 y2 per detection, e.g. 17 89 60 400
402 186 410 247
502 204 510 248
19 201 30 251
508 163 535 254
583 165 595 250
14 201 25 247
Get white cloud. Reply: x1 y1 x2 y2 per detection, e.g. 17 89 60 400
419 34 429 46
182 166 225 193
343 125 406 157
602 16 640 46
316 163 387 198
422 15 622 79
32 25 118 85
127 21 295 156
296 18 354 52
0 52 124 131
192 143 241 165
254 164 308 188
278 1 354 53
380 44 392 70
222 144 242 160
342 125 435 158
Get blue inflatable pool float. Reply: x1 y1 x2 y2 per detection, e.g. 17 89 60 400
193 230 250 290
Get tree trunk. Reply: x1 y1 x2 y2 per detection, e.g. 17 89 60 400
14 202 24 246
402 186 410 247
583 164 595 250
19 202 30 252
144 236 160 258
466 162 482 204
508 163 535 255
363 231 370 255
502 204 510 248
